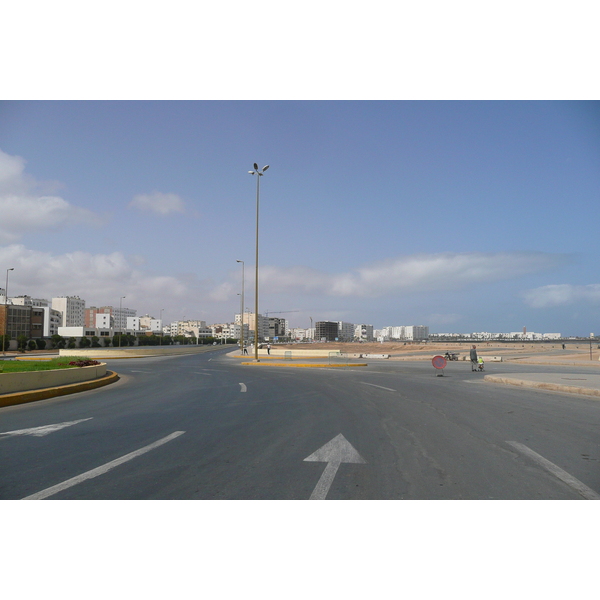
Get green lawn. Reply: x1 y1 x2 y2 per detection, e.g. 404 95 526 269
0 357 93 373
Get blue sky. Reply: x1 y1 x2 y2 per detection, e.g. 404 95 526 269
1 100 598 335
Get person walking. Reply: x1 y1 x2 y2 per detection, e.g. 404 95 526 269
470 345 478 371
267 343 271 355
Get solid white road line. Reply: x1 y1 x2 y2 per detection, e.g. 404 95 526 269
239 383 247 392
507 441 600 500
22 431 185 500
360 382 397 392
0 418 93 438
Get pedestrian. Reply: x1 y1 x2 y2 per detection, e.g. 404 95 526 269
243 344 248 355
470 345 478 371
267 343 271 355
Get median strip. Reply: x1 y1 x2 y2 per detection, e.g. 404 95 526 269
0 371 119 408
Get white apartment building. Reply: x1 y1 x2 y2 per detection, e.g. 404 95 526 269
138 315 163 333
113 306 136 331
41 306 62 337
167 320 211 338
127 317 140 331
190 324 213 339
236 313 269 341
337 322 355 342
9 295 50 307
52 296 86 327
213 322 249 340
405 325 429 340
57 326 120 339
290 328 309 341
96 313 112 328
355 324 374 342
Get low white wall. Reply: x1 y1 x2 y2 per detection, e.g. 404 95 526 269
59 345 228 359
0 363 107 395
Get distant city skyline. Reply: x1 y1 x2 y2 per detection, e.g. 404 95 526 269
1 101 599 337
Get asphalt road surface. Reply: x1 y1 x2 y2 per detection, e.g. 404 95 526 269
1 349 599 500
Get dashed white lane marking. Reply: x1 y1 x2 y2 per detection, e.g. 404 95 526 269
22 431 185 500
239 383 247 392
360 382 396 392
507 441 600 500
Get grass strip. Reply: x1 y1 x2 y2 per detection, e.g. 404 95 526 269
0 357 94 373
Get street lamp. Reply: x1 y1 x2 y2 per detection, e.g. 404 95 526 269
236 260 245 355
248 163 269 361
160 308 164 345
119 295 126 347
3 268 14 356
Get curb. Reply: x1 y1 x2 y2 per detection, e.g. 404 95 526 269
484 375 600 399
0 370 120 408
240 362 368 368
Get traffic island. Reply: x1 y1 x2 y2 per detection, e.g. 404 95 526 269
0 370 119 408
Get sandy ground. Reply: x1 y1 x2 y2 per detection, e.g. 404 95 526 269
274 341 600 365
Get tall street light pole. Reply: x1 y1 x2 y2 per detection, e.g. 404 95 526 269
248 163 269 362
236 260 245 355
160 308 164 345
3 267 14 356
119 295 126 347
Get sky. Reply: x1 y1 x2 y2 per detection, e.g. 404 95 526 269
3 1 598 585
1 2 599 337
1 100 599 336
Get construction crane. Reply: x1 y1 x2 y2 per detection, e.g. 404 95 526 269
264 310 300 317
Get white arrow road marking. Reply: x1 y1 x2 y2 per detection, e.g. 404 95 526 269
0 418 93 439
239 383 247 392
360 382 396 392
22 431 185 500
304 434 366 500
507 441 600 500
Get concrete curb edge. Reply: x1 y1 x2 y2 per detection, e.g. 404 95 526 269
484 375 600 399
0 370 120 408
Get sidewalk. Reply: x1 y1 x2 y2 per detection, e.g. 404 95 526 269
484 373 600 399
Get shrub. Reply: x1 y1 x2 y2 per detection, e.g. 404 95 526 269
68 359 101 367
17 335 28 352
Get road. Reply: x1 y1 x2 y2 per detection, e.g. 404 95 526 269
1 349 599 499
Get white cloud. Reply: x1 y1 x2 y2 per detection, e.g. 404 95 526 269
0 148 103 243
129 192 185 215
260 252 569 298
0 244 189 308
208 281 235 302
523 284 600 308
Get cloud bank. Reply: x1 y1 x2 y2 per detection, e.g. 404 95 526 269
0 148 103 243
523 284 600 308
0 244 188 308
260 252 569 297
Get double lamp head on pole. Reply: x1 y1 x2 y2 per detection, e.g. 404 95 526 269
248 163 269 361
